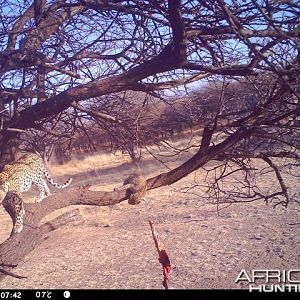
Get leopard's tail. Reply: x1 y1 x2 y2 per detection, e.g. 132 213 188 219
44 171 72 189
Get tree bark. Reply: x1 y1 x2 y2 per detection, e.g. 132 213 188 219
0 187 129 281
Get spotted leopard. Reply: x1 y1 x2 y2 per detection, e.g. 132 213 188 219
0 153 72 233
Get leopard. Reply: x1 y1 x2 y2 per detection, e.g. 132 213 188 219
0 153 72 234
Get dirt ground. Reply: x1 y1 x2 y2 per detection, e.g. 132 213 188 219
0 149 299 289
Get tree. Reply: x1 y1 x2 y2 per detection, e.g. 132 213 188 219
0 0 299 280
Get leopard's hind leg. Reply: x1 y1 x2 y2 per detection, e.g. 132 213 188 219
33 177 50 203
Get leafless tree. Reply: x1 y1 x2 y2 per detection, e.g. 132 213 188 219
0 0 299 280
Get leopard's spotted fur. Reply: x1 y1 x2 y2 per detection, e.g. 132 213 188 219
2 192 24 235
0 153 72 233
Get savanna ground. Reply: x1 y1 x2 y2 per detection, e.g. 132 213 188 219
0 135 300 289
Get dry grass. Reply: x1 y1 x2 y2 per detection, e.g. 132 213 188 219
50 151 130 177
